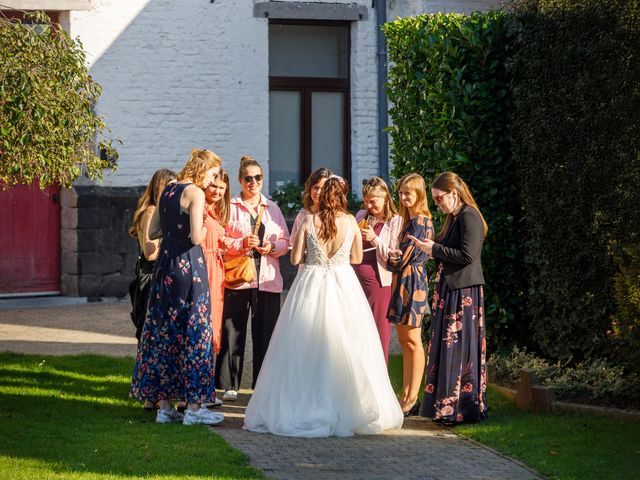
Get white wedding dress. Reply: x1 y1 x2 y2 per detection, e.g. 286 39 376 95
243 221 404 437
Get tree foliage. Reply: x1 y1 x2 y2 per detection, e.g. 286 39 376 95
0 11 118 189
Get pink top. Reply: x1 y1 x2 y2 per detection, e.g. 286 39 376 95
224 193 290 293
355 210 403 287
290 209 310 246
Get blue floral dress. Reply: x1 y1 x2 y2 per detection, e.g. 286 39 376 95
386 215 434 328
130 182 216 404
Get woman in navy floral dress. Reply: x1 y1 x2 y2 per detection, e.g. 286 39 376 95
387 173 434 417
410 172 488 425
130 148 225 426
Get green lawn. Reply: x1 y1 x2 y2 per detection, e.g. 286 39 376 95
0 353 263 480
388 354 640 480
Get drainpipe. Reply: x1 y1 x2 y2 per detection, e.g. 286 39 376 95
376 0 389 181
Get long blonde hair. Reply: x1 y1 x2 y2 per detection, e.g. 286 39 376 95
129 168 176 238
213 168 231 225
396 173 432 230
431 171 488 240
177 148 222 188
362 176 398 223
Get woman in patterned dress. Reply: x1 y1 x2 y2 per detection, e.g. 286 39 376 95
386 173 434 416
130 148 225 426
410 172 488 425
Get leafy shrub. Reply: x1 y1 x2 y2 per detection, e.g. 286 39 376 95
611 244 640 370
508 0 640 364
0 11 119 188
491 348 640 408
384 12 528 350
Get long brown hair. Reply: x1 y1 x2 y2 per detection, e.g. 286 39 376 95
317 176 349 241
432 171 488 240
362 176 398 223
213 168 231 225
129 168 176 238
396 173 432 230
177 148 222 188
302 167 332 211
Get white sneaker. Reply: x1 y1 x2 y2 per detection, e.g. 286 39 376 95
183 408 224 426
156 407 185 424
222 390 238 401
201 397 223 408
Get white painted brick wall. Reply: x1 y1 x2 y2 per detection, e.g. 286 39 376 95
68 0 498 195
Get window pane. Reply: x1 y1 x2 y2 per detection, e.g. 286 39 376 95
311 92 344 177
269 91 301 193
269 24 348 78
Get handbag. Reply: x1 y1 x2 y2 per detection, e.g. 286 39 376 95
223 204 265 288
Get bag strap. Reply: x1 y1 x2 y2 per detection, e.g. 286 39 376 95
253 204 266 236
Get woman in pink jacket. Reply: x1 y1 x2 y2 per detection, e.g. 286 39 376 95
353 177 403 364
215 156 290 401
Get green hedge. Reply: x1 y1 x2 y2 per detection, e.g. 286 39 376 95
384 12 529 349
508 0 640 363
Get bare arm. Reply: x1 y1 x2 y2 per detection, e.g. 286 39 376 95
187 186 207 245
141 207 160 260
290 216 310 266
148 205 162 240
350 216 363 264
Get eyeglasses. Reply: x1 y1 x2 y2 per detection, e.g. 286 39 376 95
433 190 452 204
243 174 263 183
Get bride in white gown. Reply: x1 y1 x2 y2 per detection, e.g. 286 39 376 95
243 176 403 437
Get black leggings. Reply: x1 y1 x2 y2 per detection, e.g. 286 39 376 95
215 288 281 390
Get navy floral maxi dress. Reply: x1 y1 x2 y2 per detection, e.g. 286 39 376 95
130 182 216 405
421 208 488 425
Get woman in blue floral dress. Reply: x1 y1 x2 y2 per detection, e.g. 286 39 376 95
386 173 434 417
410 172 488 425
130 148 225 426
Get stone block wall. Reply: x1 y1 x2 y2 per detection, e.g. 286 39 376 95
61 186 142 297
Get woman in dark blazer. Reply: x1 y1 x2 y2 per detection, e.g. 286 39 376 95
409 172 488 425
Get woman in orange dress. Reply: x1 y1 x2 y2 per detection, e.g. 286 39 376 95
202 168 231 357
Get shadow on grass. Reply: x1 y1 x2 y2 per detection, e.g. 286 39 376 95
0 353 261 479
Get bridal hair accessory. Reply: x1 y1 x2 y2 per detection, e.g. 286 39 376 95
328 174 346 185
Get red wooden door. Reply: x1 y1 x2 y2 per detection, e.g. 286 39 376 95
0 184 61 294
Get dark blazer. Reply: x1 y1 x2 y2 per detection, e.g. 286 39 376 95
431 204 485 289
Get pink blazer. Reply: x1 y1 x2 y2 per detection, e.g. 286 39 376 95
290 209 310 246
355 210 403 287
225 194 290 293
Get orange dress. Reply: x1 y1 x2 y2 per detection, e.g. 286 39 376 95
202 211 226 354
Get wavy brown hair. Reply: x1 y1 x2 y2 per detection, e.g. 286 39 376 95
396 173 432 230
129 168 176 238
213 168 231 225
362 176 398 223
317 176 349 241
432 171 488 240
302 167 332 211
177 148 222 188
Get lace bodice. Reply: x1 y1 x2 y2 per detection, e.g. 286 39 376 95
305 221 354 267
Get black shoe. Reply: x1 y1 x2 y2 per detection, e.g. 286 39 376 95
403 400 420 417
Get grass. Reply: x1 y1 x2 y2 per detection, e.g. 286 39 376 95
0 353 263 480
388 354 640 480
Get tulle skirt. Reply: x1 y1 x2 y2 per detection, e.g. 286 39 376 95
243 263 404 437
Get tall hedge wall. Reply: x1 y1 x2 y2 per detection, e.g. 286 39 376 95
384 12 529 349
508 0 640 363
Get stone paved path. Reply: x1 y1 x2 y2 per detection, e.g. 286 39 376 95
0 298 542 480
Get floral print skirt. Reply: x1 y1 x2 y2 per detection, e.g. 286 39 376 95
420 271 487 424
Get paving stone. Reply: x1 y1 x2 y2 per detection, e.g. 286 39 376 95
0 299 543 480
